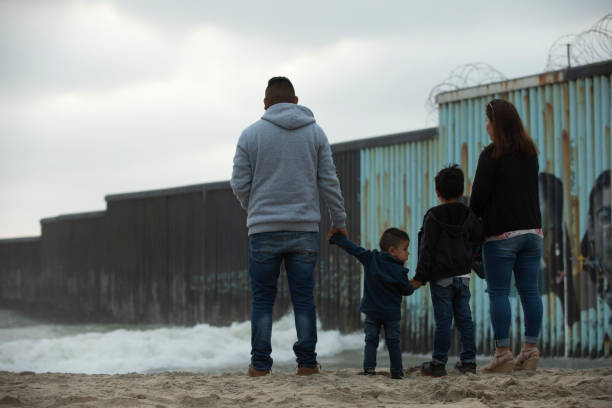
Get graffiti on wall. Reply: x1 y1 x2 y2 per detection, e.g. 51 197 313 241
581 170 612 313
538 169 611 342
538 172 581 325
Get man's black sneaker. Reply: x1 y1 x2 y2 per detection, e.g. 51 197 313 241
391 371 404 380
361 369 376 376
455 360 477 374
420 361 447 377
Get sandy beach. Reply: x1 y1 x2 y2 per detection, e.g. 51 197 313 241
1 367 611 408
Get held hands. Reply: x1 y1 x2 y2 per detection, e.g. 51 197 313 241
409 279 422 290
327 227 348 242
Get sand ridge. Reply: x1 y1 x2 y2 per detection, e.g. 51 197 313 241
1 367 611 407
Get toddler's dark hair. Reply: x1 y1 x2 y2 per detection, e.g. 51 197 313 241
379 227 410 252
435 164 464 200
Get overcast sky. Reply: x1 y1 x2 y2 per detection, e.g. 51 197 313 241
0 0 610 238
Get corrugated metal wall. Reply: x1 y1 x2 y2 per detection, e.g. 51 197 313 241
316 150 362 332
360 137 442 353
0 61 610 357
414 69 610 357
103 182 309 326
39 212 107 320
0 151 361 330
0 237 40 308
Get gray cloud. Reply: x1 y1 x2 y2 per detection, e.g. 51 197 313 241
0 1 179 95
0 0 610 238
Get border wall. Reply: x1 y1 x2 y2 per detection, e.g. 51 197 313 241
1 61 610 357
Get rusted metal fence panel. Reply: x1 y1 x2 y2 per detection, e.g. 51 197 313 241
0 237 40 308
316 149 362 332
103 183 263 326
0 150 360 330
432 61 612 357
360 135 445 354
39 212 107 320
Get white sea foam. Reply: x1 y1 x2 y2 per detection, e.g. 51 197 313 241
0 313 364 374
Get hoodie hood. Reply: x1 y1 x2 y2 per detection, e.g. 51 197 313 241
380 251 405 265
429 202 472 237
261 103 316 130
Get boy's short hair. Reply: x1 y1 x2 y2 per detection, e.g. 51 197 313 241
265 76 296 105
435 164 464 200
379 227 410 252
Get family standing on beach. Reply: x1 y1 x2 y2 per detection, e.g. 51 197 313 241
230 77 543 378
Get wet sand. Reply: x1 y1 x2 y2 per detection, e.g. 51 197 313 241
1 367 611 407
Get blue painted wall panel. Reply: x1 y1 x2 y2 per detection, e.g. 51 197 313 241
361 73 612 357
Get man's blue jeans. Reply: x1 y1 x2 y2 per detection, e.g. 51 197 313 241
430 278 476 365
363 316 402 375
483 234 543 347
248 231 319 371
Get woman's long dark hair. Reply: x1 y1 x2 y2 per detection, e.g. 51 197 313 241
486 99 538 159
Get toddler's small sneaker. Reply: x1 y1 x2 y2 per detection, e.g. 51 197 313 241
420 361 447 377
455 360 477 374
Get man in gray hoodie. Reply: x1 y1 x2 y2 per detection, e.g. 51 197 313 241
231 77 347 376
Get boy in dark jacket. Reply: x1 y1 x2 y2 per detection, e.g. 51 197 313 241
330 228 414 379
411 165 482 377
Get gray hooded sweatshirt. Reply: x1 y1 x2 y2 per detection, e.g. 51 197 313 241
230 103 346 235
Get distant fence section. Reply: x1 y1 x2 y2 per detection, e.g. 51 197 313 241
0 150 362 331
0 237 40 307
1 61 611 357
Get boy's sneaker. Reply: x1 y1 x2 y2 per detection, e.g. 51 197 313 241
391 371 404 380
455 360 477 374
420 361 447 377
361 369 376 376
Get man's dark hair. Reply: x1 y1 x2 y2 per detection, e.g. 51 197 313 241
265 76 296 106
379 227 410 252
435 164 464 200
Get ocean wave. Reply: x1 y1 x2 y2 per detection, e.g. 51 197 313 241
0 313 364 374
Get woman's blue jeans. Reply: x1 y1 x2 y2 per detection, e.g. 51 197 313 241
248 231 319 371
483 234 543 348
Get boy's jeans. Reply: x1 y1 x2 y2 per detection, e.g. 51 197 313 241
363 316 402 375
483 234 543 347
248 231 319 372
430 278 476 365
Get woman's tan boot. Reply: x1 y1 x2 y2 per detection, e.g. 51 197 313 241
515 346 540 371
483 349 515 373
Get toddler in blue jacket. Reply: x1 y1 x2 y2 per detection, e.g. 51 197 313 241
330 228 414 379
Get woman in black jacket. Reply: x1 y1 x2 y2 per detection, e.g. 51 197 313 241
470 99 543 373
